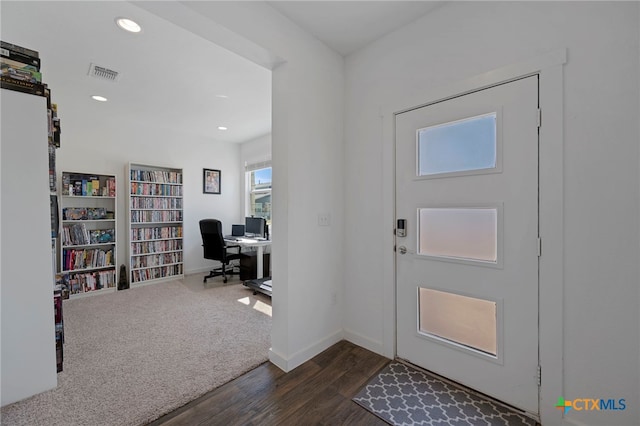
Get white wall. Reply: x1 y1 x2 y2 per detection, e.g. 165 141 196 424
344 2 639 426
55 103 242 277
240 133 271 166
167 1 346 370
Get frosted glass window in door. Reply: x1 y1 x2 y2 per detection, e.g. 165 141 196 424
418 113 497 176
419 288 497 356
418 207 498 262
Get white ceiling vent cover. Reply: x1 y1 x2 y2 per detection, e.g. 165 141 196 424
88 63 120 82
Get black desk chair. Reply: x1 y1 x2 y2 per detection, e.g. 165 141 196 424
200 219 244 283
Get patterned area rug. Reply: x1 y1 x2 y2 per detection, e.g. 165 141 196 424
353 361 537 426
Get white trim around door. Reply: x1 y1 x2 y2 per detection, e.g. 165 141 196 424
380 48 566 426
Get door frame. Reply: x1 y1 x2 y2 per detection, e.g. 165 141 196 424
380 49 566 425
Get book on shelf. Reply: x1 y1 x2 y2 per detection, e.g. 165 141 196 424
92 179 99 196
47 108 53 141
49 169 56 193
54 274 70 300
62 248 114 271
50 103 61 147
62 173 70 195
48 143 56 190
62 207 107 221
73 180 82 196
130 169 183 184
1 41 39 61
52 116 61 147
54 292 63 324
62 224 113 246
62 207 87 221
87 207 106 220
62 223 89 245
70 279 81 294
90 229 114 244
46 97 62 147
0 75 45 96
45 85 51 109
0 44 40 69
0 57 42 82
50 195 59 237
107 177 116 197
67 270 116 294
54 291 64 372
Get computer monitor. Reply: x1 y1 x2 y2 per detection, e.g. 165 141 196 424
245 216 265 238
231 224 245 237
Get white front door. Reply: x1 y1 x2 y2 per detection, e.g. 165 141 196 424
395 76 539 415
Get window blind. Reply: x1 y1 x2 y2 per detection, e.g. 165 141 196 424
245 160 272 172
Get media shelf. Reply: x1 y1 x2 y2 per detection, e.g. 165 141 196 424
128 163 184 286
59 172 117 298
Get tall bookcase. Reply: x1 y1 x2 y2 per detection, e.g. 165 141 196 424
59 172 117 298
128 163 184 286
2 87 58 405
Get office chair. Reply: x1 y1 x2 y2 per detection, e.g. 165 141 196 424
199 219 245 283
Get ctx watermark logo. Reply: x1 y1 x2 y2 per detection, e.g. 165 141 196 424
555 397 626 414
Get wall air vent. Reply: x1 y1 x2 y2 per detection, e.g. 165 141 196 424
88 63 120 82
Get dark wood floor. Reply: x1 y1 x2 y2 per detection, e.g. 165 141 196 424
149 340 390 426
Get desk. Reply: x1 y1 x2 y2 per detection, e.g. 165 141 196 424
224 238 271 279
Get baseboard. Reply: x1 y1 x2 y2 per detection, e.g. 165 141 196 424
268 348 288 372
268 329 344 372
343 328 386 357
130 274 185 288
184 266 215 275
185 266 239 278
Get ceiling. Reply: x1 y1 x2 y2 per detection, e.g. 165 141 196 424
267 1 443 56
1 1 442 144
1 1 271 144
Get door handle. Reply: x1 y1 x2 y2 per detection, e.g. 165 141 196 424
398 245 407 255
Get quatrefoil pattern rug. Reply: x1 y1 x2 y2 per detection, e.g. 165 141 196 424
353 362 537 426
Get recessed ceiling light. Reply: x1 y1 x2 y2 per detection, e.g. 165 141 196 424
115 17 141 33
215 95 229 99
217 126 228 131
91 95 108 102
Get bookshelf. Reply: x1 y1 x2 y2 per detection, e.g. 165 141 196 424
59 171 117 298
2 87 58 404
128 163 184 286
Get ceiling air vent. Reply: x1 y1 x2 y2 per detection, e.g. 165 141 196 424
88 63 120 82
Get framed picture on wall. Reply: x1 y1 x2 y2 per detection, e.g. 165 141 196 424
203 169 221 194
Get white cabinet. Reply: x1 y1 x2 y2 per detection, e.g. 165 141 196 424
1 89 57 405
128 163 184 286
59 172 117 298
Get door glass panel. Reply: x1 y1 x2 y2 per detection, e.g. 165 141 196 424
418 207 497 262
418 112 497 176
419 288 497 356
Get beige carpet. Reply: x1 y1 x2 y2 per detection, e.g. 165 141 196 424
1 278 271 426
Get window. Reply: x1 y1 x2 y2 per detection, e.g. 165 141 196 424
418 207 498 263
417 112 498 177
418 288 498 357
246 163 271 224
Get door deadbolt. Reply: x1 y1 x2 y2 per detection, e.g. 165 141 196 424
397 219 406 237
